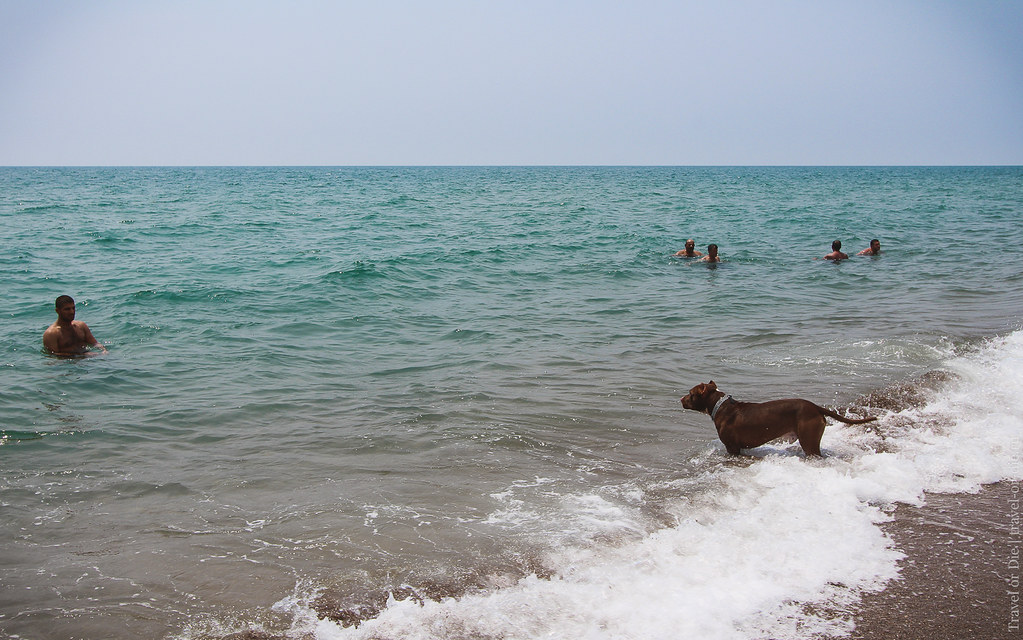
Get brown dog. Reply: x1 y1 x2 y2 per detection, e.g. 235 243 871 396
680 381 876 456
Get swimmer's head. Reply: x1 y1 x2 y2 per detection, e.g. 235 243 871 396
55 295 76 321
832 240 842 251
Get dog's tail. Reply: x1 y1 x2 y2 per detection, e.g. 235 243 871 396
820 406 877 424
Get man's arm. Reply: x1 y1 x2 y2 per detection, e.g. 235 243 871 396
80 322 107 352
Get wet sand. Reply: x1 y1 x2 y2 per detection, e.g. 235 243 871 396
223 483 1023 640
850 482 1021 639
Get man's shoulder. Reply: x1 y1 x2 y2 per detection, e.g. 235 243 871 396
42 324 61 350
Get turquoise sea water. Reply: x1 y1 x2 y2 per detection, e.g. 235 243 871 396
2 167 1022 639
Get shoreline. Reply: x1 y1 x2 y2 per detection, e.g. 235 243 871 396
850 481 1021 639
223 483 1023 640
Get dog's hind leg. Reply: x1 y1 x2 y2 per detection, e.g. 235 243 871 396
796 417 826 457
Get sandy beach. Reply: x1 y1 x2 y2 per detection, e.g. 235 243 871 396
851 482 1020 639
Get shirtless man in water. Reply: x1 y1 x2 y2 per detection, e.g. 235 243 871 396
858 238 881 256
823 240 849 261
701 244 721 263
43 295 106 356
674 239 703 258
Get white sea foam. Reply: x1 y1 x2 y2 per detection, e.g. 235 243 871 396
277 331 1023 640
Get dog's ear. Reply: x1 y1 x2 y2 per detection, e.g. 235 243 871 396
707 380 717 392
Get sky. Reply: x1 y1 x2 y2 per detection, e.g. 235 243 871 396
1 0 1021 166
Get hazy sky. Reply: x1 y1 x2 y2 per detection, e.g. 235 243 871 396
2 1 1021 165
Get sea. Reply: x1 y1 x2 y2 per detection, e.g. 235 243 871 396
1 166 1021 640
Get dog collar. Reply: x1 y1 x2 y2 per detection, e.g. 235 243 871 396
710 395 732 420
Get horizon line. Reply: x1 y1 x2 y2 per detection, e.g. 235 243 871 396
2 163 1022 169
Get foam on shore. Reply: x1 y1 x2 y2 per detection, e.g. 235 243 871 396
241 331 1023 640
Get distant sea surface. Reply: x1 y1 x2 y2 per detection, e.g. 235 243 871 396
2 166 1022 640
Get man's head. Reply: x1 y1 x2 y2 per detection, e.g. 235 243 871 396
55 295 75 321
832 240 842 252
870 239 881 252
707 243 718 256
685 239 696 250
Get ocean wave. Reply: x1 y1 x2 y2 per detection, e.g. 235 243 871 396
8 166 1023 640
215 330 1023 640
323 260 413 284
0 428 76 445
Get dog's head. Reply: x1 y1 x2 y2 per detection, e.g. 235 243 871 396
680 381 719 412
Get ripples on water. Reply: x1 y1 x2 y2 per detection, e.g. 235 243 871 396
1 167 1022 639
